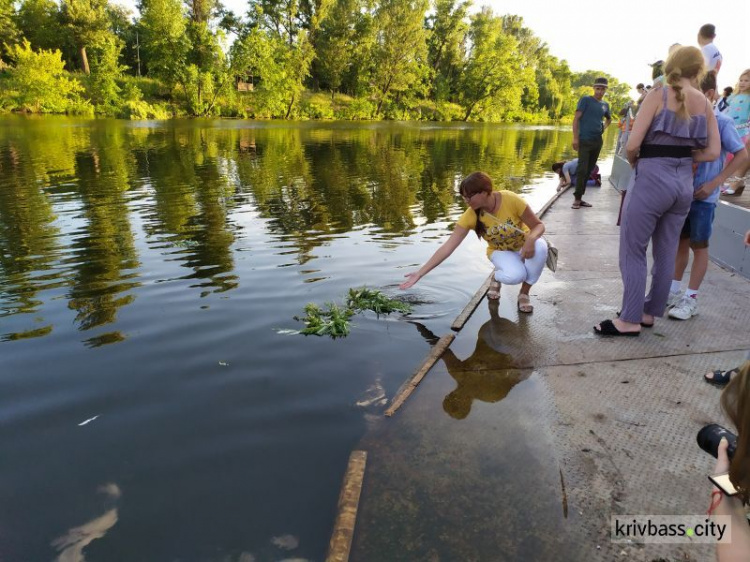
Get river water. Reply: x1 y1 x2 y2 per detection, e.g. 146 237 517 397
0 116 616 561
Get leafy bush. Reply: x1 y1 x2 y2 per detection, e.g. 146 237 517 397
121 100 171 119
429 101 464 122
2 41 84 113
301 97 334 119
88 38 126 107
336 97 375 120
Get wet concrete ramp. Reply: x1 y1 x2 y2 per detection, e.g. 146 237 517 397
348 184 749 561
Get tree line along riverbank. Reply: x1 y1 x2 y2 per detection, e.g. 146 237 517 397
0 0 632 121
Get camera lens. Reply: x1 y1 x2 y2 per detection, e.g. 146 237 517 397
697 424 737 459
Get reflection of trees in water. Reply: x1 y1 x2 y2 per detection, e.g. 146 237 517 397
140 126 238 294
194 124 589 265
0 145 60 317
0 120 615 335
66 126 140 332
0 118 94 328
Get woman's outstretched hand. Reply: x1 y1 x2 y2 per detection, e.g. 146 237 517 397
400 272 421 290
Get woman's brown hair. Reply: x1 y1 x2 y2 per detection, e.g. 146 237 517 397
664 46 705 121
459 172 493 239
721 360 750 504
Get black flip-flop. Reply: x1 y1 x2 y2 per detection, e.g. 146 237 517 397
704 367 739 388
594 319 640 337
616 310 654 328
579 201 593 207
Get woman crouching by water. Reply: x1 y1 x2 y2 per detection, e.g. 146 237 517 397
399 172 547 313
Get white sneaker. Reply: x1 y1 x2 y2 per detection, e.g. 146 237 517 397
667 290 682 308
668 296 698 320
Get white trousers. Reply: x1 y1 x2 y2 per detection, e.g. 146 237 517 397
489 238 548 286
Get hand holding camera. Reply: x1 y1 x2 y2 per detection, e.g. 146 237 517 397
698 424 738 495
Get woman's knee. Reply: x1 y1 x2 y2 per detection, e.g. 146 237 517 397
494 268 526 285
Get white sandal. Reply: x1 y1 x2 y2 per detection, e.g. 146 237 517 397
517 294 533 313
487 280 501 300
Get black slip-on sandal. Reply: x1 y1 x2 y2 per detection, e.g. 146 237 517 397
704 367 739 388
594 319 640 337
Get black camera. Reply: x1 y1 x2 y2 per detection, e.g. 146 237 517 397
697 424 737 459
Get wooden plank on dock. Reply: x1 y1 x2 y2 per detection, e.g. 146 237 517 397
326 450 367 562
538 184 570 218
451 274 492 331
385 333 455 417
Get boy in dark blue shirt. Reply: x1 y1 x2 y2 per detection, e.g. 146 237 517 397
571 77 612 209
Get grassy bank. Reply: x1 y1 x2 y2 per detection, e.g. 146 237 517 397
0 72 568 123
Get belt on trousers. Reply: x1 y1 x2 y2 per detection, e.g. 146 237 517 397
639 144 693 158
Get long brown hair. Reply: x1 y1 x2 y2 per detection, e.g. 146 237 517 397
664 46 705 121
459 171 493 239
721 360 750 504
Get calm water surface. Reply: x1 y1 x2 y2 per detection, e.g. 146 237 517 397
0 116 616 561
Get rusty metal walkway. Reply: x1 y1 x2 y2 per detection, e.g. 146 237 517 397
346 182 750 561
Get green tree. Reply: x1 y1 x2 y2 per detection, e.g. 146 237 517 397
459 8 523 121
425 0 469 102
500 15 545 114
61 0 112 74
535 51 572 119
88 35 125 107
4 40 85 112
138 0 190 88
371 0 430 116
313 0 358 96
249 0 302 45
107 3 139 74
339 6 375 97
231 27 286 115
0 0 21 61
15 0 64 53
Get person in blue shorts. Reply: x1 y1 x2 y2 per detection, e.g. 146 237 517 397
669 72 748 320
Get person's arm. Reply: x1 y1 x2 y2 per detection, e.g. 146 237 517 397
626 88 659 166
400 226 470 289
604 105 612 129
518 205 545 260
563 169 572 185
572 110 582 150
695 147 748 200
692 108 721 163
712 438 750 561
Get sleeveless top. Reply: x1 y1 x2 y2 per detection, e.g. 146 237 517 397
642 86 709 148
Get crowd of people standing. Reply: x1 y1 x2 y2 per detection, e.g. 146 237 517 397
398 22 750 560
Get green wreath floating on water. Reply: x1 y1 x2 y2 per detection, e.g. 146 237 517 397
294 288 412 338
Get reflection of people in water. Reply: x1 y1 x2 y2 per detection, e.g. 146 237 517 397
51 483 121 562
412 303 531 420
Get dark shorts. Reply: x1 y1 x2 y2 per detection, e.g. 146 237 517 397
680 200 716 248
